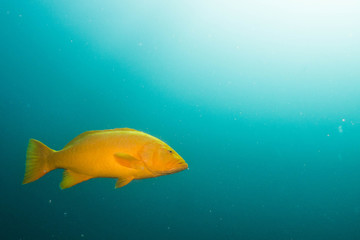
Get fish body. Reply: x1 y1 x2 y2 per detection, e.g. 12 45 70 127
23 128 188 189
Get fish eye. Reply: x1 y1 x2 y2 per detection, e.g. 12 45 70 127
169 150 173 153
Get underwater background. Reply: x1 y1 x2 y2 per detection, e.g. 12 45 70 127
1 0 360 239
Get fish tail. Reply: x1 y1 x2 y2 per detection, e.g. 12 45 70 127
22 139 55 184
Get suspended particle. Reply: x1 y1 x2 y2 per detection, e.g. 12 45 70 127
338 125 343 133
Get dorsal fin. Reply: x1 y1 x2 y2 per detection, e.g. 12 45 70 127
64 128 139 148
64 130 99 148
115 128 138 132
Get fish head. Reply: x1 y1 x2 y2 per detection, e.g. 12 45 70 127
141 142 188 176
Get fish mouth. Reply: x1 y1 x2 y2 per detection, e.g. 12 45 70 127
167 161 188 174
144 161 188 176
154 161 188 175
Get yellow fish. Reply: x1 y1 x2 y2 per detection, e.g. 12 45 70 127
22 128 188 189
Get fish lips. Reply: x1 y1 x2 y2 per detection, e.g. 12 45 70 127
165 162 189 174
154 162 188 175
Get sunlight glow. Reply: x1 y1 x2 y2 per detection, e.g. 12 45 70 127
50 0 360 114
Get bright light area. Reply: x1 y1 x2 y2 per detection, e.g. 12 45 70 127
50 0 360 117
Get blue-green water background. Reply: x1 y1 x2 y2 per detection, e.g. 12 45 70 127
1 1 360 239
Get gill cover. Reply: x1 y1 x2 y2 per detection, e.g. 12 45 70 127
139 142 167 176
139 142 185 176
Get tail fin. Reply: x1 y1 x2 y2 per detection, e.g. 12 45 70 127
23 139 55 184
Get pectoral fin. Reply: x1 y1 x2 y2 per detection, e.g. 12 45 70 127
60 170 92 189
114 153 144 169
115 176 134 188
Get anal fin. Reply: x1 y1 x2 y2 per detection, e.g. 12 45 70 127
60 170 92 189
115 176 134 189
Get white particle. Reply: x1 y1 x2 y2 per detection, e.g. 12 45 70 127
81 234 85 237
49 200 52 204
342 118 346 122
338 125 343 133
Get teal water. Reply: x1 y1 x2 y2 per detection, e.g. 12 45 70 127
1 1 360 239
